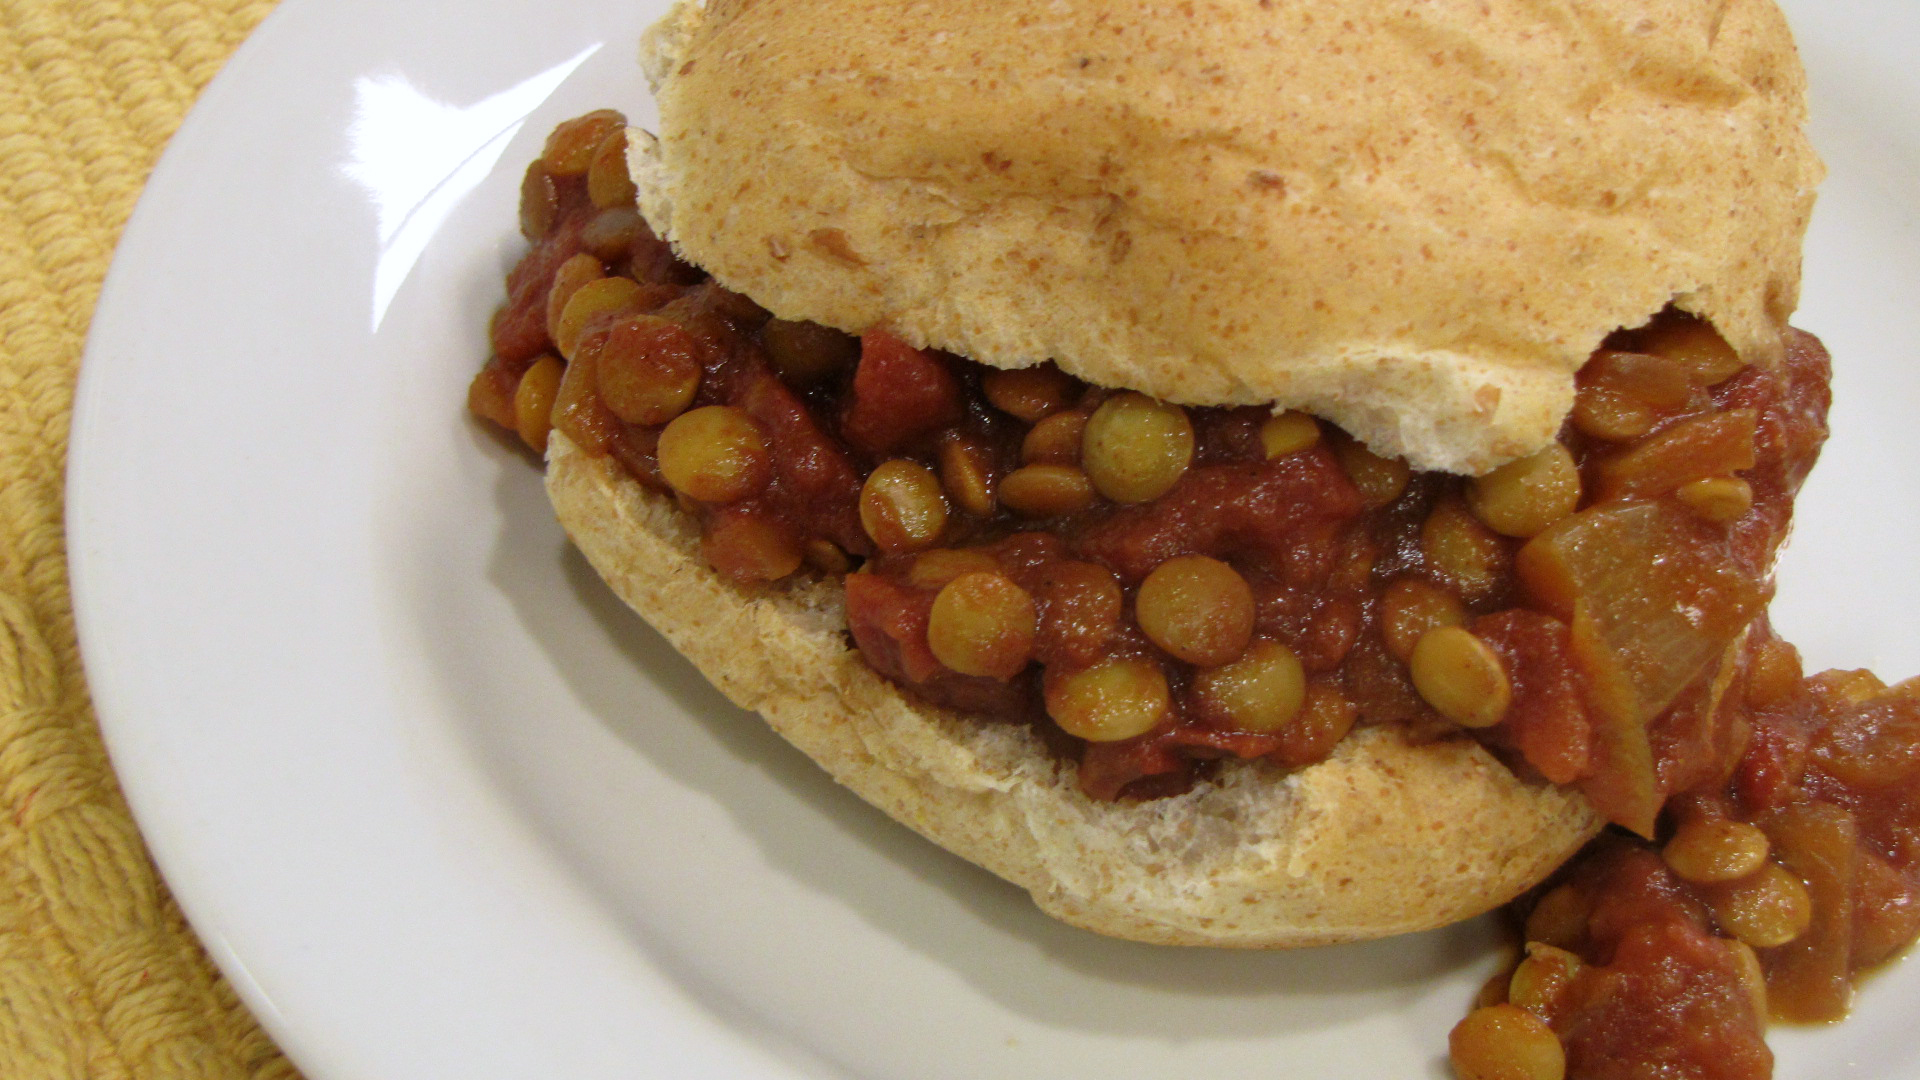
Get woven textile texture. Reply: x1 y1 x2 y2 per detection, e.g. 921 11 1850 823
0 1 299 1077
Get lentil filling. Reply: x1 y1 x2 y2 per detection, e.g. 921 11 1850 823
470 112 1920 1080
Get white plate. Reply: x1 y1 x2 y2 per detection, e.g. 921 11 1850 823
65 1 1920 1077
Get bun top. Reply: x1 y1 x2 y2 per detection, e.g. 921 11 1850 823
632 0 1821 473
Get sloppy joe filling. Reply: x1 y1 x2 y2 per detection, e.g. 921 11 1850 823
470 112 1920 1080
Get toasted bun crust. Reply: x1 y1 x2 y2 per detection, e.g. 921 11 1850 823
630 0 1821 473
547 432 1600 946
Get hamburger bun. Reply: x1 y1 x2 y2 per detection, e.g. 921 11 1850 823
630 0 1820 474
525 0 1820 946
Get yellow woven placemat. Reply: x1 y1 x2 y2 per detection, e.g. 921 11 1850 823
0 1 299 1077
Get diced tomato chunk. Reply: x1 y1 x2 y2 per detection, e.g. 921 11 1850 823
844 572 943 684
1477 610 1591 785
840 331 964 453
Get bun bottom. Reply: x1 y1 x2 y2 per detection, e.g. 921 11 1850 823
545 431 1602 947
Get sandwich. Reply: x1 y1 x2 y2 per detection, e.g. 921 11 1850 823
472 0 1826 953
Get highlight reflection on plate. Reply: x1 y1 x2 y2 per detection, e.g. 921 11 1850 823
66 1 1920 1078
